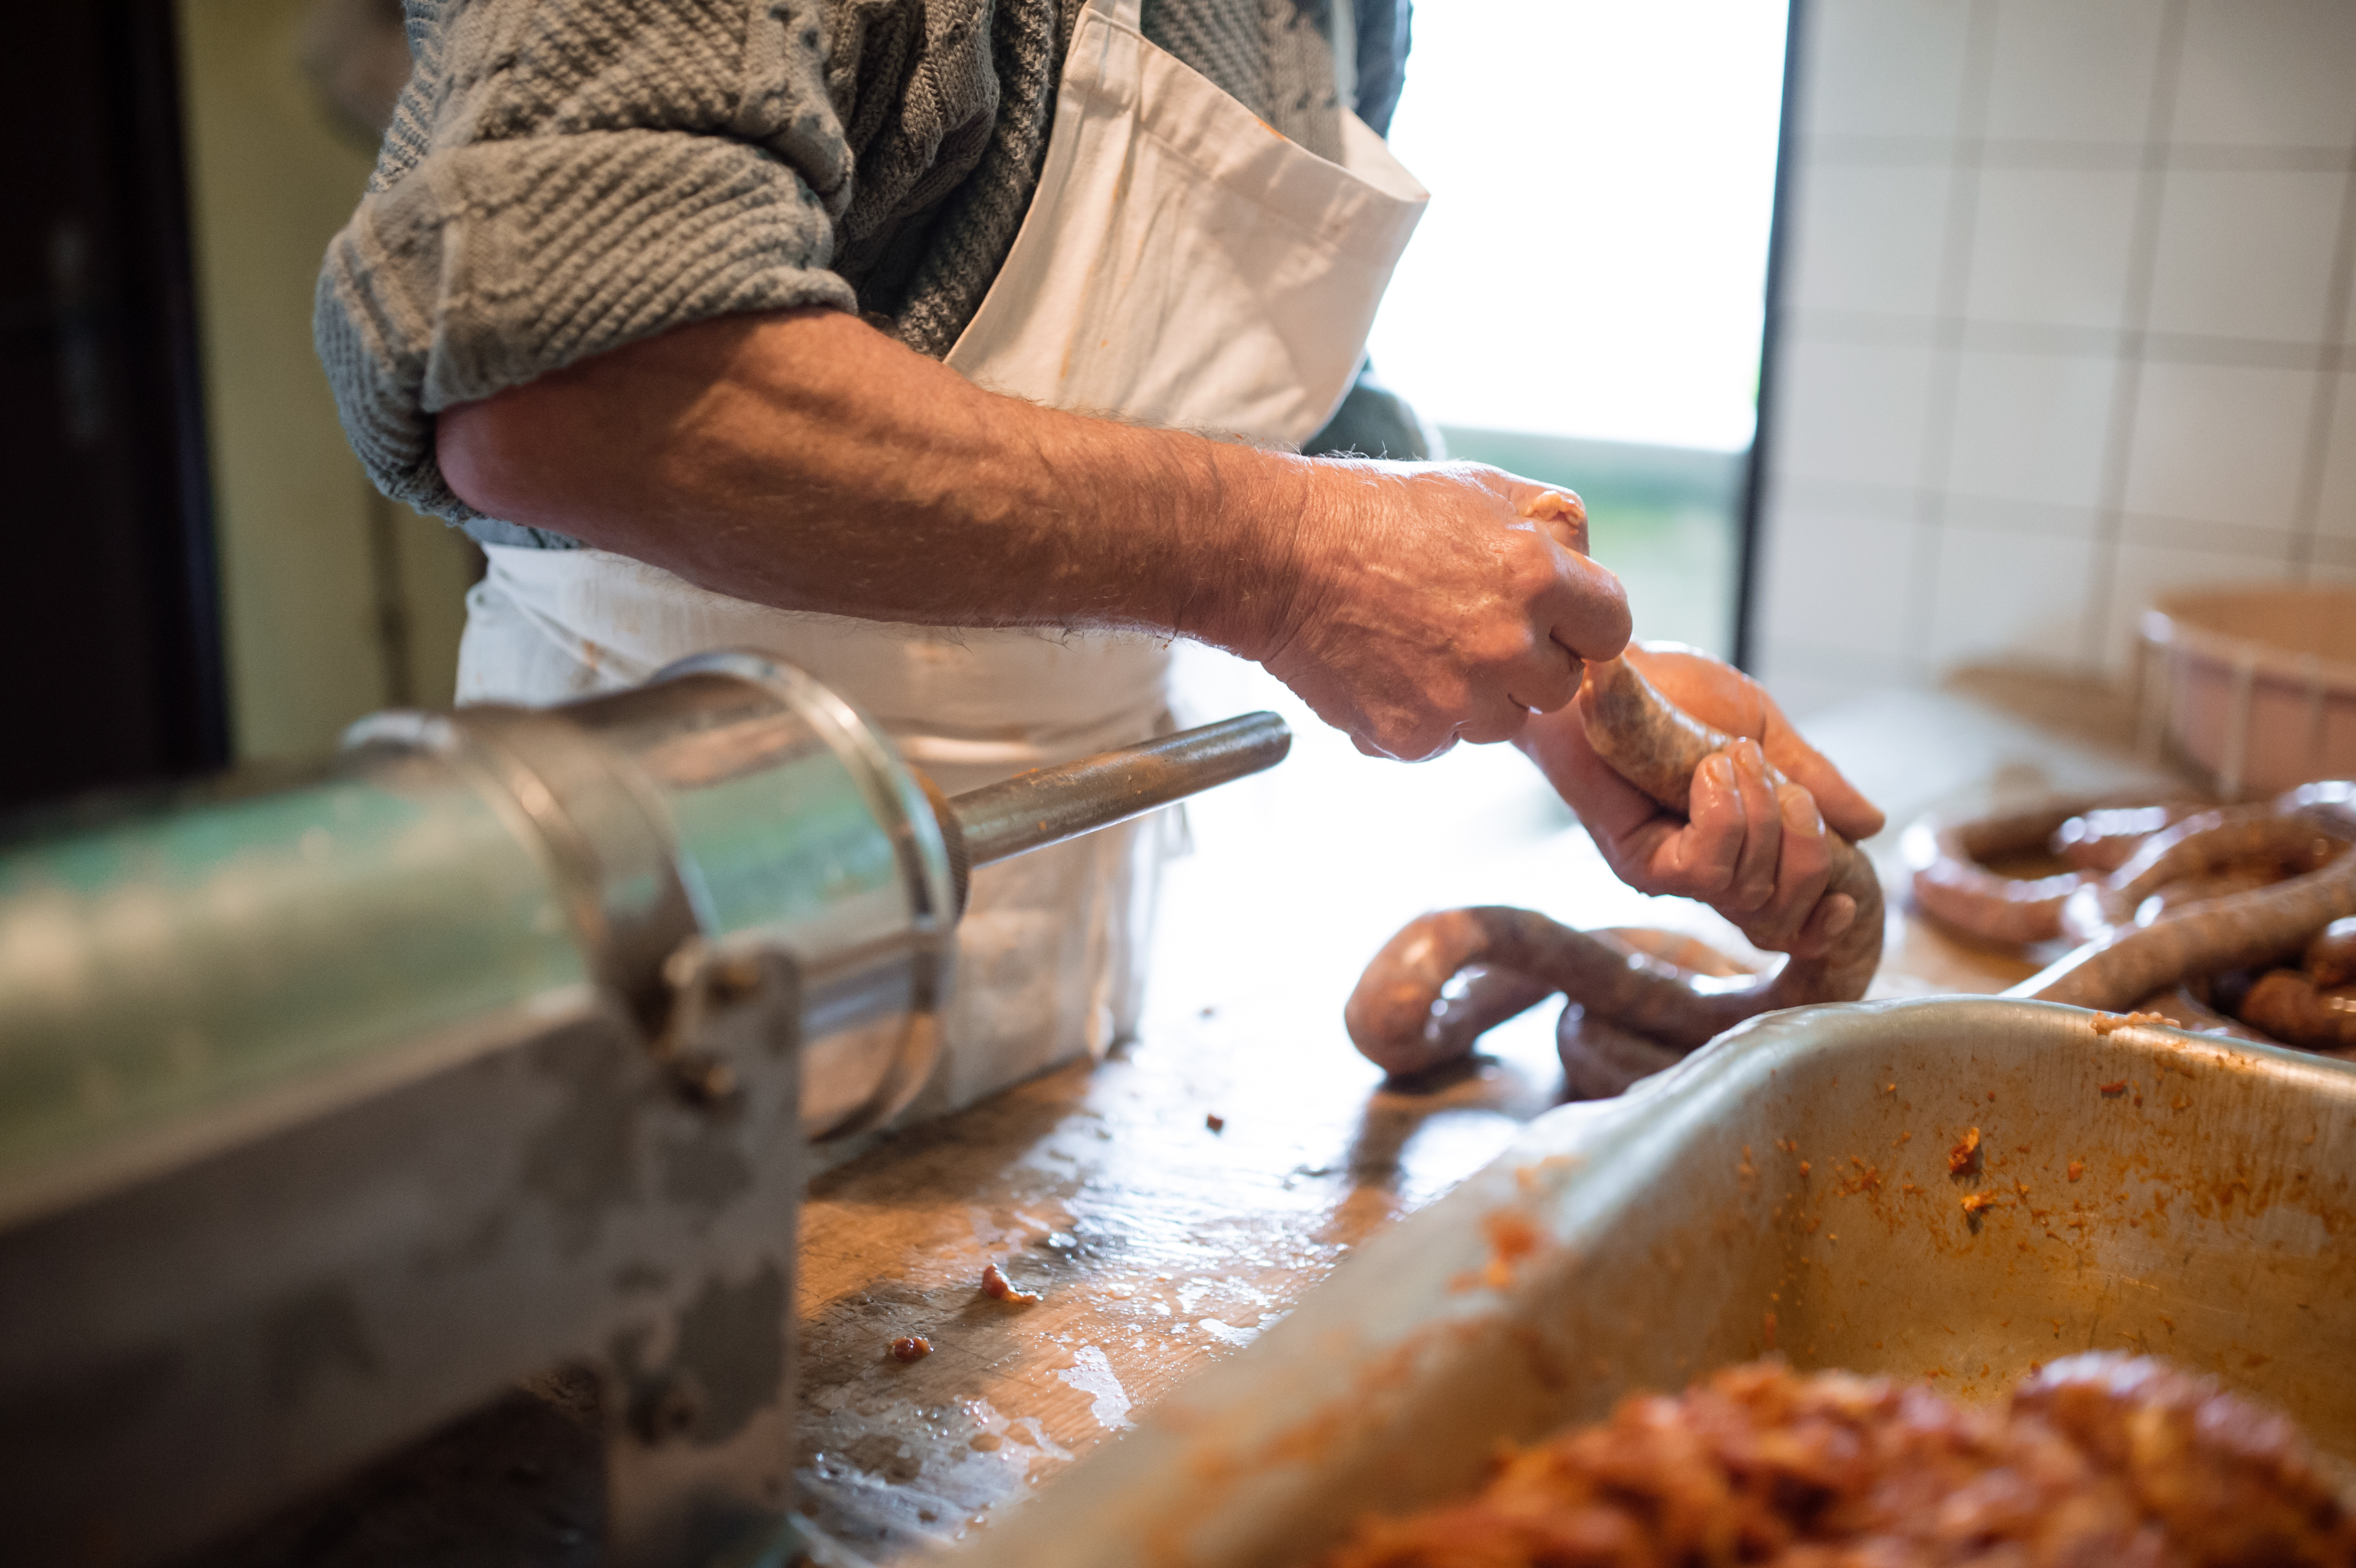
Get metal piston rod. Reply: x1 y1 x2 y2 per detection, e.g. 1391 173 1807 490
952 711 1291 866
936 710 1291 908
0 653 1290 1568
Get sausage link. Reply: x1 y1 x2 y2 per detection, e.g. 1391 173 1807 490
2307 917 2356 988
2016 797 2356 1012
1345 657 1883 1081
2236 969 2356 1052
1903 803 2100 947
1904 796 2214 948
2050 803 2205 871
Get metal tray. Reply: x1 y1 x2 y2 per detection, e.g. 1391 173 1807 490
950 997 2356 1568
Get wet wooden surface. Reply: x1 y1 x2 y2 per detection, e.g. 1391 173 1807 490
788 652 2185 1559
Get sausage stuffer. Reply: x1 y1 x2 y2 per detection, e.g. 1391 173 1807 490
0 650 1289 1568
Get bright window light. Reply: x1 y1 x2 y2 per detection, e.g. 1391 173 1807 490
1367 1 1789 453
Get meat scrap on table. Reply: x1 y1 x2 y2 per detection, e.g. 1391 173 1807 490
980 1263 1041 1305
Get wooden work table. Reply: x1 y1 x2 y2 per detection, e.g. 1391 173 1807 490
790 652 2184 1559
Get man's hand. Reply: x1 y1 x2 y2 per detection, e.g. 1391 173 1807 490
1256 470 1630 760
1516 643 1886 957
438 308 1628 761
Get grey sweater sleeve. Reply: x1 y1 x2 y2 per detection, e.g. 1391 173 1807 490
316 0 861 525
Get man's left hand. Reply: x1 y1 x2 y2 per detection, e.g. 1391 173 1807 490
1516 643 1886 957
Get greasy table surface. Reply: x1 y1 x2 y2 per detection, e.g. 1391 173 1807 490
789 652 2184 1558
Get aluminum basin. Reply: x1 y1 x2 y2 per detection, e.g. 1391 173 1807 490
952 997 2356 1568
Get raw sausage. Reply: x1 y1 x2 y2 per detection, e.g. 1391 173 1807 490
1345 658 1882 1078
1903 798 2203 945
1907 784 2356 1028
2236 969 2356 1051
2011 791 2356 1012
2308 916 2356 987
1903 803 2101 946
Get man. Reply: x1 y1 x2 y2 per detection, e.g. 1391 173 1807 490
317 0 1879 1110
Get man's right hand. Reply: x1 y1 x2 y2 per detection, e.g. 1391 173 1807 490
1245 464 1631 760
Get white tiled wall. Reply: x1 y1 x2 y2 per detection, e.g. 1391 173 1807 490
1752 0 2356 719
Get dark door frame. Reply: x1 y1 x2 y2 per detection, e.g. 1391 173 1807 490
1733 0 1806 674
1 0 227 815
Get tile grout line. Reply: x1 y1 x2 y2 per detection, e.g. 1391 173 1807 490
1792 309 2351 373
1810 136 2355 174
2284 122 2356 577
2077 0 2187 674
1900 0 1998 681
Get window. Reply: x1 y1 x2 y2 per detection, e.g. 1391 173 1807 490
1366 0 1790 659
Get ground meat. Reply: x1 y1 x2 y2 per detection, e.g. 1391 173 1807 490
981 1263 1040 1305
2016 1356 2354 1566
1320 1357 2354 1568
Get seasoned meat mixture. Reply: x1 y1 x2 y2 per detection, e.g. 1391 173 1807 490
1322 1356 2353 1567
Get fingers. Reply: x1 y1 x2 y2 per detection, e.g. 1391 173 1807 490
1593 742 1844 955
1521 647 1869 955
1508 481 1626 664
1698 759 1856 955
1739 783 1835 953
1438 551 1595 739
1507 644 1583 717
1455 691 1536 747
1516 486 1590 555
1674 750 1747 895
1627 641 1886 842
1265 461 1629 759
1543 551 1632 665
1722 740 1782 914
1792 890 1860 955
1405 510 1599 743
1761 713 1887 841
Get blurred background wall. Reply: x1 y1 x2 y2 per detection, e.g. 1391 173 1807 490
176 0 478 762
1752 0 2356 719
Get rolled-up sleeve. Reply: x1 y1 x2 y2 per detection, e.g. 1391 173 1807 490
315 0 860 523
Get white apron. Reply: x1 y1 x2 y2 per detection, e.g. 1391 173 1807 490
457 0 1426 1118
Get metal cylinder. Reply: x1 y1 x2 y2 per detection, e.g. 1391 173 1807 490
348 651 960 1143
0 660 1297 1227
0 748 589 1228
0 656 959 1233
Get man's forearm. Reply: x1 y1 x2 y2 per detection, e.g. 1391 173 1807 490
438 305 1633 761
437 308 1315 658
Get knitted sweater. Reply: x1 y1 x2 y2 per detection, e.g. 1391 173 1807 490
316 0 1414 544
